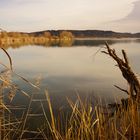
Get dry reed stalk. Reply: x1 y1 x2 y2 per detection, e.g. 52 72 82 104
0 47 12 140
0 48 39 139
45 90 63 140
0 43 140 140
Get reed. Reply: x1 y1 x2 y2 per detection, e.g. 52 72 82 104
39 43 140 140
38 92 139 140
0 44 140 140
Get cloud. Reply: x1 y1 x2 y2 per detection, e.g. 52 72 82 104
0 0 138 32
99 0 140 32
124 0 140 20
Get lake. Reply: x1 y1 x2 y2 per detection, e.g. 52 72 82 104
0 38 140 108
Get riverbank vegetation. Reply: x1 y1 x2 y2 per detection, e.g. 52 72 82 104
0 44 140 139
0 31 74 47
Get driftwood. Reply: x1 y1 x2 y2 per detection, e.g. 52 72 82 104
102 42 140 102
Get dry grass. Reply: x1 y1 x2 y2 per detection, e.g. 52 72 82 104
35 92 139 140
0 44 140 140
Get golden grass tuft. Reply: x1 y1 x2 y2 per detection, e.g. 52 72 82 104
0 44 140 140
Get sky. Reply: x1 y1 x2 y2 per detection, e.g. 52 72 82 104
0 0 140 33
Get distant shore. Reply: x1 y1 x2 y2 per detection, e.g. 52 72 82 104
0 31 74 46
75 37 140 40
1 29 140 47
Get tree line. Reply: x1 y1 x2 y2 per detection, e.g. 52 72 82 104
0 31 74 46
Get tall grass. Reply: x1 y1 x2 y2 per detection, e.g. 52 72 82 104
0 45 140 140
36 91 139 140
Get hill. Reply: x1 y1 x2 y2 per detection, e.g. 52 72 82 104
30 30 140 38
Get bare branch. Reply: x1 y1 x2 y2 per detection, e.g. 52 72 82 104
114 85 129 95
104 42 140 101
0 48 13 70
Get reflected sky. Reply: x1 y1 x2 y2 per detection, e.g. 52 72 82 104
0 39 140 105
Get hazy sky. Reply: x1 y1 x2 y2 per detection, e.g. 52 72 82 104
0 0 139 32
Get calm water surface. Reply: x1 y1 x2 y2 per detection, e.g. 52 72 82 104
1 39 140 107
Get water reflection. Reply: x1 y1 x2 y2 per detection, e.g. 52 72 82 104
0 39 74 49
0 39 140 108
73 38 140 46
1 38 140 49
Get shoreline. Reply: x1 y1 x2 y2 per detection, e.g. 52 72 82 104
75 37 140 40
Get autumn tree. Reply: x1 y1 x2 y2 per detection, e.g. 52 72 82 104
43 31 52 39
8 32 22 38
59 31 73 40
0 31 8 38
